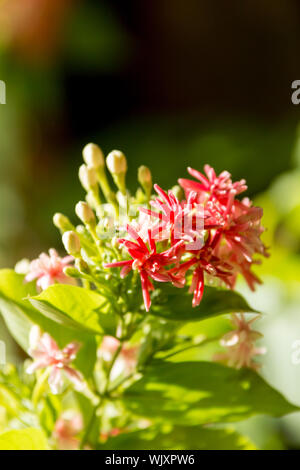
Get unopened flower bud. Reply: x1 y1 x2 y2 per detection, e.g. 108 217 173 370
63 266 81 278
106 150 127 194
62 231 81 256
82 143 104 169
139 166 151 184
75 201 95 226
79 164 98 191
53 213 74 232
29 325 42 350
171 185 184 201
106 150 127 175
75 258 90 275
15 258 30 275
138 165 152 197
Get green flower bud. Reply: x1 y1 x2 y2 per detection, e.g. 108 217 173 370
62 231 81 256
138 165 151 184
171 185 184 201
75 201 96 226
79 164 98 191
53 213 74 232
75 258 90 275
63 266 81 278
138 165 152 198
82 143 104 169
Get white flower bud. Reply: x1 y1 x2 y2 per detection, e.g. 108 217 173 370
106 150 127 175
82 143 104 169
62 231 81 256
79 164 97 191
29 325 42 350
15 258 30 275
75 201 95 225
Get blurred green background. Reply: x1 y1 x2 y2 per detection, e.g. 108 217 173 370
0 0 300 449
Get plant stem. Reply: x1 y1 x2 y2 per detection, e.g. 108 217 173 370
80 340 124 449
103 342 123 395
161 336 221 360
79 404 99 450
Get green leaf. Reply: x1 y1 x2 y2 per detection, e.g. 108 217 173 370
151 285 258 322
0 270 97 378
0 428 48 450
100 425 256 450
0 384 22 418
29 284 117 335
124 361 298 425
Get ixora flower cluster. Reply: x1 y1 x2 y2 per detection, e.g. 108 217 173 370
21 143 268 379
106 165 268 311
27 144 269 312
5 142 289 450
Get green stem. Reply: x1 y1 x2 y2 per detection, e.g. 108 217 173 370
79 404 99 450
80 340 124 448
103 342 123 395
32 368 51 406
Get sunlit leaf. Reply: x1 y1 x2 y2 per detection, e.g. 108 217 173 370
0 428 48 450
151 285 258 322
100 425 256 450
0 270 97 378
29 284 117 335
124 361 298 425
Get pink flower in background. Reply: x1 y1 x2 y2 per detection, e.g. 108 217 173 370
25 248 74 290
53 413 83 450
97 335 121 362
214 314 266 370
100 428 123 443
26 326 84 394
98 336 138 379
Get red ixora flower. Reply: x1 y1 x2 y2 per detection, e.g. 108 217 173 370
139 184 222 248
179 165 268 291
104 224 185 311
170 231 233 307
179 165 247 204
105 165 268 311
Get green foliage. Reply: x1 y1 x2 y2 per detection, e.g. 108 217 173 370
29 284 117 335
151 285 258 321
0 428 48 450
0 270 97 378
100 425 256 450
124 361 298 425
